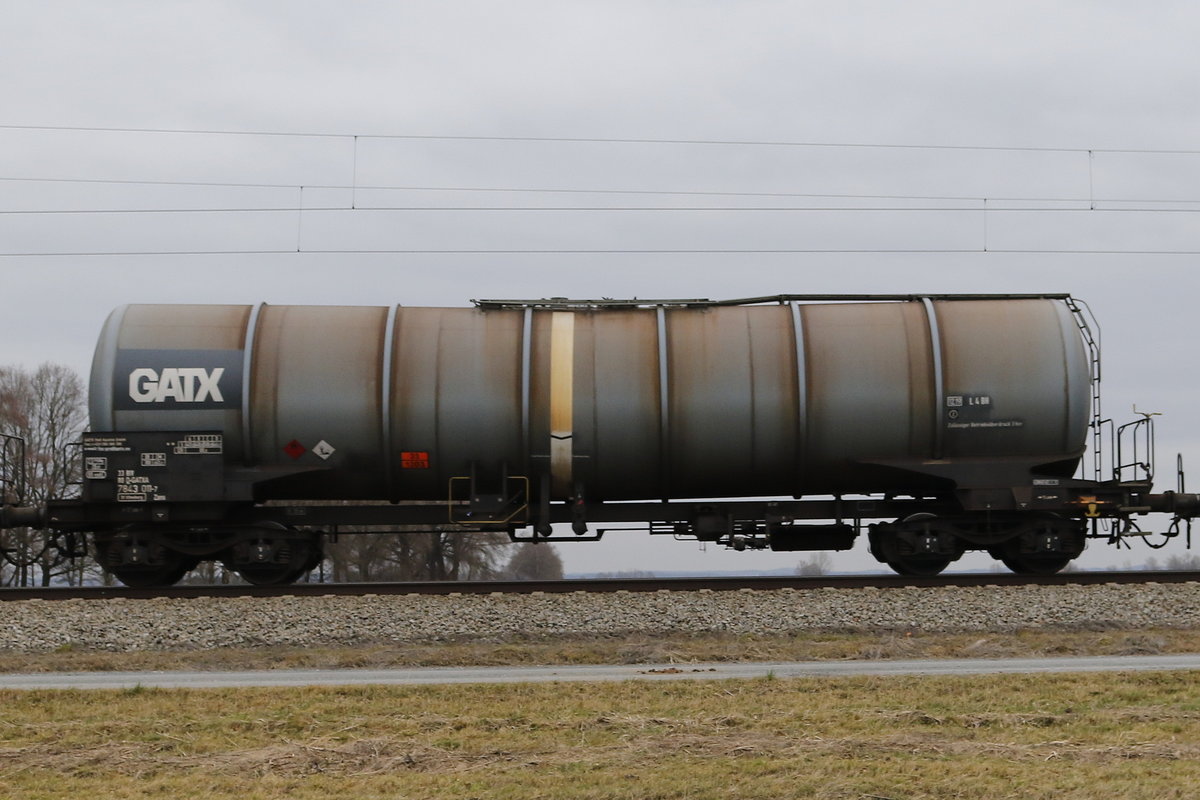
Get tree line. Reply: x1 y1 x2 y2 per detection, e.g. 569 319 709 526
0 363 562 587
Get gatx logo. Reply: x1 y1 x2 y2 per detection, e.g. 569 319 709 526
113 349 241 411
128 367 226 403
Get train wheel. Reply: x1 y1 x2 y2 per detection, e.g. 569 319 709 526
229 531 322 586
1000 556 1072 576
871 514 958 576
237 564 309 586
95 538 196 588
993 517 1082 575
109 561 193 588
885 555 952 577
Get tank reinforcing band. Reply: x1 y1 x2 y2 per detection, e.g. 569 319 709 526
788 300 809 496
920 297 946 461
240 302 266 465
381 304 399 496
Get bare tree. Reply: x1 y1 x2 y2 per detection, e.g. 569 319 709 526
1147 553 1200 571
389 530 512 581
323 531 400 582
179 560 240 585
322 528 512 582
795 552 832 576
0 363 88 587
503 543 564 580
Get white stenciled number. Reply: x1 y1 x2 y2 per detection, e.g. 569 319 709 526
128 367 225 403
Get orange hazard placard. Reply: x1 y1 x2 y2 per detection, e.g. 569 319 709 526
400 451 430 469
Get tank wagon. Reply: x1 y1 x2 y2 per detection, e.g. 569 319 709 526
3 293 1198 586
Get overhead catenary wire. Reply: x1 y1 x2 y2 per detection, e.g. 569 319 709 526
3 122 1200 155
3 205 1200 215
7 176 1200 207
5 247 1200 257
4 126 1198 257
6 125 1197 206
0 175 1132 202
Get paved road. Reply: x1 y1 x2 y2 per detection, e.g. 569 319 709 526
4 654 1200 690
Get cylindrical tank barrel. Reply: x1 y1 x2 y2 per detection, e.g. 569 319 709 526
89 298 1091 502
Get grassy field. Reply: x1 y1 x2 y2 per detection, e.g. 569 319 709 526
3 669 1200 799
1 626 1196 673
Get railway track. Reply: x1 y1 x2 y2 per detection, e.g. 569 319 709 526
3 570 1198 602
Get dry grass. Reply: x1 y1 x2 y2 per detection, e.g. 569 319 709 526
3 670 1200 798
1 627 1196 674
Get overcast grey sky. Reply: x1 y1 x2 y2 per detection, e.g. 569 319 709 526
1 1 1198 574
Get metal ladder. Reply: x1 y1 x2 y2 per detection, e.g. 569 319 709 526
1063 296 1104 481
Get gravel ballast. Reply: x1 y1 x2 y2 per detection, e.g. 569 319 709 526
3 583 1199 653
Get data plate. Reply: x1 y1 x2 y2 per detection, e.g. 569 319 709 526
81 431 224 503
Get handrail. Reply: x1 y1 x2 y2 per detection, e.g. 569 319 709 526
474 293 1075 310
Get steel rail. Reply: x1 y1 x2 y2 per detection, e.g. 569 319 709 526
1 570 1198 602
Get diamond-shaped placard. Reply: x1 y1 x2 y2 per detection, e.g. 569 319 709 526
312 440 336 460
